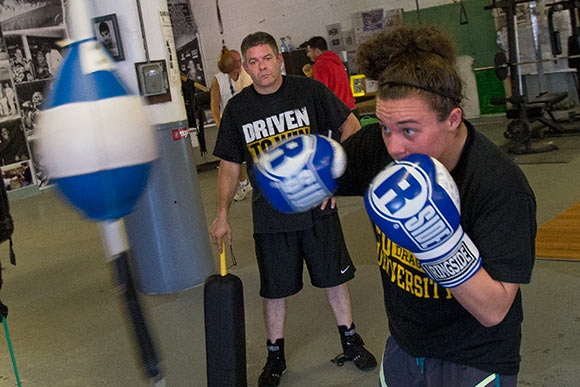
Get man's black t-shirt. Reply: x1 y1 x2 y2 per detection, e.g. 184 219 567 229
214 75 351 233
337 122 536 375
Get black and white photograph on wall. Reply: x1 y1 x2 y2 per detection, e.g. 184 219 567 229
4 34 35 83
0 118 29 166
361 9 384 32
353 8 387 45
0 0 64 32
326 23 345 52
26 136 49 188
2 160 33 191
0 27 7 61
167 0 198 49
93 14 124 61
15 80 47 137
27 35 64 79
0 60 19 123
177 36 206 86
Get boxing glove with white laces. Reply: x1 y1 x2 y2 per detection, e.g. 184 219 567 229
365 154 481 288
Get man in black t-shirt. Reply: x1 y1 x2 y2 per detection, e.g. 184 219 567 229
335 25 536 387
209 31 376 387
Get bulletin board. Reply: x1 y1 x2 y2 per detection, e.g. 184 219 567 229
403 0 506 115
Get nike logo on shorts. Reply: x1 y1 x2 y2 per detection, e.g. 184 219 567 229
341 265 350 274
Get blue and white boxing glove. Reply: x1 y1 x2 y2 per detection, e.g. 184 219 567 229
364 154 481 288
254 134 346 214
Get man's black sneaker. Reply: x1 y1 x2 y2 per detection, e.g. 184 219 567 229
258 339 287 387
336 323 377 371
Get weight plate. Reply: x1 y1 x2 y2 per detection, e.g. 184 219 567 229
505 119 530 143
494 51 509 80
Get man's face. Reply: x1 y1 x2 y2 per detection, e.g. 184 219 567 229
376 95 454 162
32 92 43 106
306 46 318 62
243 44 283 94
101 30 111 45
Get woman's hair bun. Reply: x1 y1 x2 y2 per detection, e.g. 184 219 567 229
357 25 456 81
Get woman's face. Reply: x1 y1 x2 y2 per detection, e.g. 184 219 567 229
1 128 9 139
230 51 242 73
376 95 456 162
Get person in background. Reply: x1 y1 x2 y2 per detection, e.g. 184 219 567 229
306 36 356 113
335 25 536 386
22 91 43 132
3 83 16 116
186 59 203 83
0 85 6 117
22 162 32 186
0 126 28 165
10 48 33 83
35 49 50 79
209 31 375 387
210 47 253 201
43 43 63 77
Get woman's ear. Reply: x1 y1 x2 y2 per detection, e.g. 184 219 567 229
447 107 463 131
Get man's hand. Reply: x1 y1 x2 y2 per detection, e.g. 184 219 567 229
209 216 232 253
319 197 336 210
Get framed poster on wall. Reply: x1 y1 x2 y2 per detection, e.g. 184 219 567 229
177 35 206 86
93 14 125 61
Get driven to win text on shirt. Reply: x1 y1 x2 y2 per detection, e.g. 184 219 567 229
242 106 311 159
376 225 453 300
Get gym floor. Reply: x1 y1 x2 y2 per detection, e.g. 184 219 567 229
1 116 579 387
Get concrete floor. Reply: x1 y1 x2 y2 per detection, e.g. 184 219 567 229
1 118 580 386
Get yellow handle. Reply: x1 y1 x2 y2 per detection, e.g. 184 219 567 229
220 238 227 276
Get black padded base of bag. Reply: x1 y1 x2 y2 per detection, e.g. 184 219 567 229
204 273 247 387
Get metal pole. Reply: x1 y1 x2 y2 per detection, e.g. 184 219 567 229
530 1 545 92
472 53 580 71
416 0 421 24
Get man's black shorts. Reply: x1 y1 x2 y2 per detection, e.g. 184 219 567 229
254 212 355 299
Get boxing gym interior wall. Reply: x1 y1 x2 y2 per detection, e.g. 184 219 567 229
191 0 453 84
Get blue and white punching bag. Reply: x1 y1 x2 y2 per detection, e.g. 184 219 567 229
36 0 163 383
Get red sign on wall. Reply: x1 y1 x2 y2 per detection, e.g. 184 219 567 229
172 128 189 140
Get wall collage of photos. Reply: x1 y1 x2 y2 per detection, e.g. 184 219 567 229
0 0 66 192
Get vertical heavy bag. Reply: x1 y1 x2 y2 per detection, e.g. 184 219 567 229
204 240 247 387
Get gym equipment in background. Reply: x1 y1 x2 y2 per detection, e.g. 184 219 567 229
477 0 580 154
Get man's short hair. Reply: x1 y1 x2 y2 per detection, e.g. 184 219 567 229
241 31 278 59
307 36 328 51
99 22 110 34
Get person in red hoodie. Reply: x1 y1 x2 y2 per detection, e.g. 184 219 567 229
307 36 356 112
